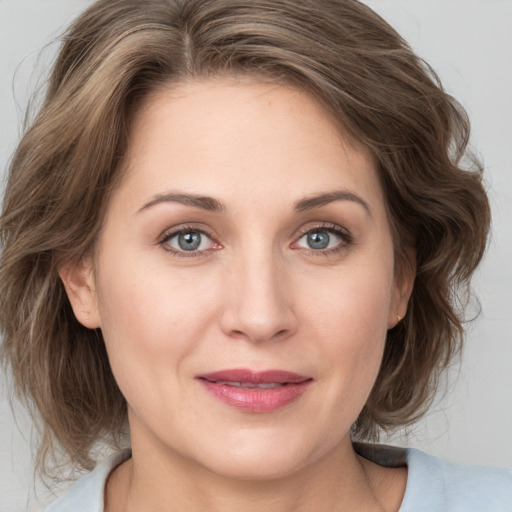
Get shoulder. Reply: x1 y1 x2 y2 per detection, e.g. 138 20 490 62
354 443 512 512
42 451 131 512
403 448 512 512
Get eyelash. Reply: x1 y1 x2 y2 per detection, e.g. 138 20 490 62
158 222 353 258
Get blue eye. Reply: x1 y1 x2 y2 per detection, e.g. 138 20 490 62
296 228 348 252
176 232 202 251
162 229 216 254
306 231 330 249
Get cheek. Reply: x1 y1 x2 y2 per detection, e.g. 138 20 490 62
93 262 227 427
303 258 393 407
307 261 393 348
94 254 224 375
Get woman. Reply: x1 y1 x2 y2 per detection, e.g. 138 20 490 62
0 0 510 511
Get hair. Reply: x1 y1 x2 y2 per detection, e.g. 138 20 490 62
0 0 490 476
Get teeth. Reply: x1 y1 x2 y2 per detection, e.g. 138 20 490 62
216 381 283 389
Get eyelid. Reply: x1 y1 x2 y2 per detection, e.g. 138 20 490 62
293 222 352 241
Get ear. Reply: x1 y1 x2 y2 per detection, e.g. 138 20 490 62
388 247 416 329
59 256 101 329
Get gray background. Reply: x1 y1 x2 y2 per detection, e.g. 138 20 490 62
1 1 511 510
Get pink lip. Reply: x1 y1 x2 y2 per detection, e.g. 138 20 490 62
196 369 313 413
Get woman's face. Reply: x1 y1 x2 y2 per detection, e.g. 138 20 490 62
65 79 412 479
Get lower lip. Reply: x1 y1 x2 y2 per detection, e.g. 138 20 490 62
198 380 312 413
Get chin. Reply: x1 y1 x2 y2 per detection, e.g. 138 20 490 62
203 452 309 481
186 429 333 481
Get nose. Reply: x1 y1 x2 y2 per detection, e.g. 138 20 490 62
219 250 298 344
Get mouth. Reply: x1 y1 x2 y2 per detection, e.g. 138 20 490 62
196 369 313 413
207 381 285 389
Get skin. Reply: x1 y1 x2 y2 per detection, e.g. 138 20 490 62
61 79 414 511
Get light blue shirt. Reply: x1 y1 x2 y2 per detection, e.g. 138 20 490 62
43 444 512 511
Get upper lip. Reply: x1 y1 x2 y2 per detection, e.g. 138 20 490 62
197 369 312 384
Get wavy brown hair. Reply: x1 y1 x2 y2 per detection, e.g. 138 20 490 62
0 0 490 475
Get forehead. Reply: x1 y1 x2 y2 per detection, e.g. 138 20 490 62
116 79 385 217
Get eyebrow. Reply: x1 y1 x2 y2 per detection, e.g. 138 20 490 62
294 190 372 217
137 192 225 214
137 189 371 217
